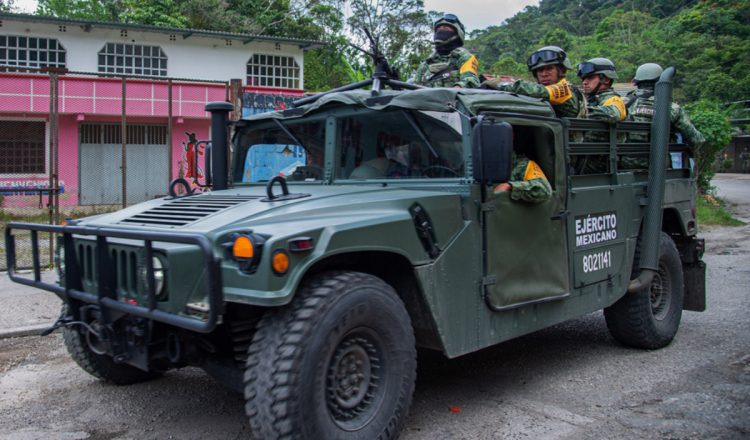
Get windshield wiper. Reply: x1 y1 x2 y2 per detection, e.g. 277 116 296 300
401 110 438 158
272 119 306 151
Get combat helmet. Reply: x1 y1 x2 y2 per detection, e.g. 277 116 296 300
527 46 572 72
577 57 618 80
433 13 465 47
634 63 663 84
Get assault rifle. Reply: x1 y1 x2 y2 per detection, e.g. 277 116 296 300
293 27 421 107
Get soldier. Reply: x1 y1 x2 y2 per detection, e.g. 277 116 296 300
626 63 705 149
575 58 626 173
577 58 626 122
493 153 552 203
413 14 480 88
483 46 586 118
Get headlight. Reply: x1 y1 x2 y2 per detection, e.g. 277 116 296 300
152 256 166 297
141 255 167 299
55 243 65 277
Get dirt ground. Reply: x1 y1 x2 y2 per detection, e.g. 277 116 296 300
0 174 747 440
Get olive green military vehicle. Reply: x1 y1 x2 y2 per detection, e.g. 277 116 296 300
6 67 705 440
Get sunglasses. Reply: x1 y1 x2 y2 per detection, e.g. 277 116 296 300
527 49 566 69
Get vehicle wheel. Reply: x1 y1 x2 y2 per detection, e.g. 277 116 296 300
244 271 417 440
63 321 162 385
604 232 684 349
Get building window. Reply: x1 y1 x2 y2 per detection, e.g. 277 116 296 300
0 35 66 69
98 43 167 76
247 54 300 89
0 121 46 174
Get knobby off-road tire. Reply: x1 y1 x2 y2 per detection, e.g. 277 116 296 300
604 232 685 349
62 323 162 385
244 271 417 440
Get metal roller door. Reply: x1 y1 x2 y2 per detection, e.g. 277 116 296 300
79 124 168 205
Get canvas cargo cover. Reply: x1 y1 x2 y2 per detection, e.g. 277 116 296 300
240 88 557 122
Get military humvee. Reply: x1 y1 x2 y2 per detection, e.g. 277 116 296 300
6 67 705 440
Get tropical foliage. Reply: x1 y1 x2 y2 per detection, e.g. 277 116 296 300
16 0 744 189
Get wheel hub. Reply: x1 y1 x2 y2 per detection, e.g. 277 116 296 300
326 332 382 428
650 263 671 320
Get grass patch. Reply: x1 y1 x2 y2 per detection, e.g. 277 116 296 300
697 195 745 226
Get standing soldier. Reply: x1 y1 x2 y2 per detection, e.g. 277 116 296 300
626 63 705 149
483 46 586 118
578 58 626 122
575 58 627 173
413 14 480 88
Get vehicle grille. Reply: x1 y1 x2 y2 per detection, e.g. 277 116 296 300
119 194 259 227
77 241 141 296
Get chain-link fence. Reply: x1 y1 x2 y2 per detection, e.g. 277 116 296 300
1 65 242 270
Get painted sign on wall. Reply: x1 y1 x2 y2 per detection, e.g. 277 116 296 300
0 179 65 195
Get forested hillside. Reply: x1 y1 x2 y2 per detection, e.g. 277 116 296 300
466 0 749 104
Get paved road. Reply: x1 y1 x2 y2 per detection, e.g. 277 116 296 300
1 175 748 439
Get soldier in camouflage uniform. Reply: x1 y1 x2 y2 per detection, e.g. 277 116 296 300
578 58 627 122
483 46 586 118
413 14 480 88
575 58 627 173
622 63 705 170
493 153 552 203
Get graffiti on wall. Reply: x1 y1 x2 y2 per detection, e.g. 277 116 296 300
0 179 66 195
180 132 205 181
242 93 297 117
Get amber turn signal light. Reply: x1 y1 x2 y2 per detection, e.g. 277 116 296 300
271 250 290 275
233 235 255 259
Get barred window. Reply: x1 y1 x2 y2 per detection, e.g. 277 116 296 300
0 121 46 174
246 54 300 89
0 35 66 69
98 43 167 76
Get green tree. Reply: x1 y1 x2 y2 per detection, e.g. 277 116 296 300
37 0 124 21
120 0 189 28
344 0 431 79
487 55 529 79
684 100 733 193
1 0 16 13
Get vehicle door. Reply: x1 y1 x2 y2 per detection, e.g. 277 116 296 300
483 119 571 310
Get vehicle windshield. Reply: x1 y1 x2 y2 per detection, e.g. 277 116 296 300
234 119 325 182
337 109 464 179
233 108 464 183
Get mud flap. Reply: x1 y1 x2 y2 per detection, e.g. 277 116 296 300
681 237 706 312
683 261 706 312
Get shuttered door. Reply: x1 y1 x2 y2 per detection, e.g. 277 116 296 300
79 124 168 205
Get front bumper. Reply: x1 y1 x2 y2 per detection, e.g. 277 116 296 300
5 222 223 333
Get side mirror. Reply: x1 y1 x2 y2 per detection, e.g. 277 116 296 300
472 119 513 184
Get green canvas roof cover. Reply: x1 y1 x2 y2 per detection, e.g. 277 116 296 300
240 88 557 122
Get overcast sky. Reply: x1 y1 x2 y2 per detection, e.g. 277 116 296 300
14 0 540 33
423 0 540 31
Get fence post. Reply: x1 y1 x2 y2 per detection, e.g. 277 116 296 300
48 71 60 263
121 76 127 208
168 78 173 182
230 78 243 122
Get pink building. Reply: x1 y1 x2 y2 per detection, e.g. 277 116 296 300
0 13 320 207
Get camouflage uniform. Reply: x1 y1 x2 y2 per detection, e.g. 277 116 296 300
576 88 627 174
620 87 705 170
484 78 587 118
587 88 627 123
414 47 480 88
626 87 705 148
494 154 552 203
